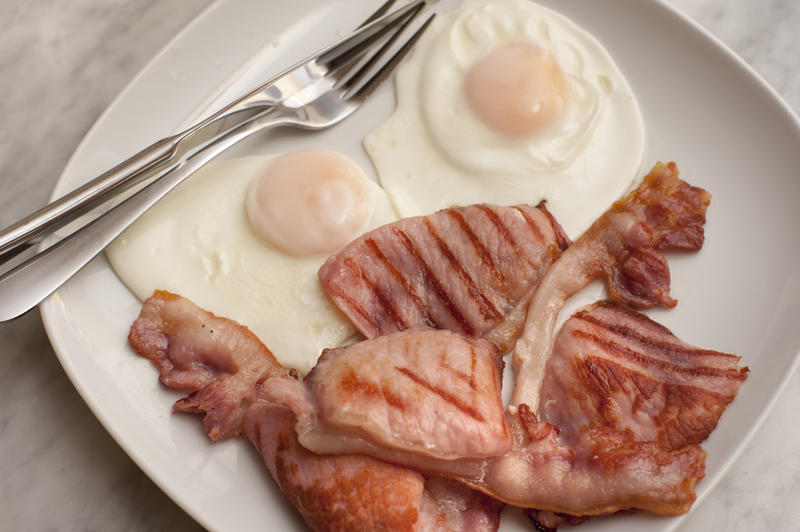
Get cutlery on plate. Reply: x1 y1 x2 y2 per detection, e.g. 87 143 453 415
0 0 434 322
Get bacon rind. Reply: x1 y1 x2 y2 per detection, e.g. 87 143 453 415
319 203 569 351
540 300 749 451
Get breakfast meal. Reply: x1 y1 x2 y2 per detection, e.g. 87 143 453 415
126 164 725 528
106 0 749 530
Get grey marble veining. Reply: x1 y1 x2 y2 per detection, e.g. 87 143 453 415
0 1 798 531
0 2 212 531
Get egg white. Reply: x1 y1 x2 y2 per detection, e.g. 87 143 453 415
106 155 397 374
365 0 647 238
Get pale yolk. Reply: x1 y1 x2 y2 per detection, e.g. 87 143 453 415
465 43 568 137
246 150 371 257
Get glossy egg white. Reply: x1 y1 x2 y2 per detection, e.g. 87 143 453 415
365 0 647 238
106 153 397 374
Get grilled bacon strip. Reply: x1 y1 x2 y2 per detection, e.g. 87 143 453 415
129 291 502 532
319 203 570 352
266 329 511 462
511 162 711 410
540 300 749 450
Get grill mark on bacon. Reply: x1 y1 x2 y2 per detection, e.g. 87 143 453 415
439 345 479 391
345 259 408 329
572 329 748 381
394 366 485 422
535 200 572 252
363 238 439 329
579 356 623 420
477 205 529 267
576 311 741 365
512 205 546 244
444 365 479 391
336 257 403 327
339 367 409 413
581 356 657 419
445 208 507 288
471 346 478 390
392 226 475 336
423 218 503 322
325 263 377 329
580 300 673 334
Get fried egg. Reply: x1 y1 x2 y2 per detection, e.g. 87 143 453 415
365 0 646 238
106 151 397 373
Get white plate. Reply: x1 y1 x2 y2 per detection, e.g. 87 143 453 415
41 0 800 531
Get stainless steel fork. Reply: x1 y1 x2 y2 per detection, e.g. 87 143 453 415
0 1 434 322
0 0 424 264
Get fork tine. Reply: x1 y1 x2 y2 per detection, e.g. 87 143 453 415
324 3 425 90
318 0 425 69
323 5 418 77
335 1 427 93
361 0 398 27
346 13 435 102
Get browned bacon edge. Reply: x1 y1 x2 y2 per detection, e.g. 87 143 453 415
535 200 572 253
524 509 592 532
454 404 705 516
605 161 711 309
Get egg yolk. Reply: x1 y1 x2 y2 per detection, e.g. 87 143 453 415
246 150 371 257
465 43 567 137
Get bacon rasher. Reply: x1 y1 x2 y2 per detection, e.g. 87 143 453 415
539 300 749 450
319 203 570 352
267 329 511 462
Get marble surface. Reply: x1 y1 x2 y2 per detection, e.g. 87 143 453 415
0 0 798 530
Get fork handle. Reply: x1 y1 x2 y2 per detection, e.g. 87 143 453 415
0 106 277 322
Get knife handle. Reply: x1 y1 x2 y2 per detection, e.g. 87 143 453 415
0 135 178 261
